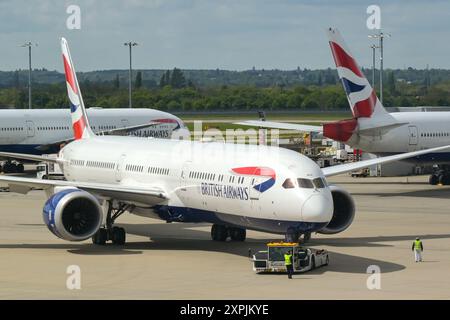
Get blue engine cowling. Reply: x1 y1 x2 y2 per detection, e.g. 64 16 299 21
43 188 103 241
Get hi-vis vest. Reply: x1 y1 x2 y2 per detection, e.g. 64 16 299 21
414 240 422 250
284 254 293 265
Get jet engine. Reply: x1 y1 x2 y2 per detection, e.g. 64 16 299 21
318 185 355 234
43 188 103 241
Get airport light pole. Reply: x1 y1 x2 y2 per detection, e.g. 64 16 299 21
369 32 390 103
370 44 379 89
124 41 138 108
21 42 37 109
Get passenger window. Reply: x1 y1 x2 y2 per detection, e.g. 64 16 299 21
282 178 295 189
297 178 314 189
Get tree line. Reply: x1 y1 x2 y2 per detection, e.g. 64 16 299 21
0 68 449 111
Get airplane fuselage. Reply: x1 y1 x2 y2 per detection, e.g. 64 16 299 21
59 136 334 235
348 111 450 163
0 108 184 155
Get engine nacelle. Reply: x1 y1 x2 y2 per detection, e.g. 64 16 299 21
43 188 103 241
318 185 355 234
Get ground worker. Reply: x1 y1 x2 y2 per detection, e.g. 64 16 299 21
284 250 294 279
412 237 424 262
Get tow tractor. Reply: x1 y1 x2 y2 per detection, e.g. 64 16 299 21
252 242 329 274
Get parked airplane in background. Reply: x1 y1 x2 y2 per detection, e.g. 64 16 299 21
236 28 450 185
0 108 186 173
0 38 449 246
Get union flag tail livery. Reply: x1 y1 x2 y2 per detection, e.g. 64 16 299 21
61 38 95 140
327 28 388 119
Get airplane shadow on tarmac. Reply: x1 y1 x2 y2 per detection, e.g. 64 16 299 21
4 222 450 274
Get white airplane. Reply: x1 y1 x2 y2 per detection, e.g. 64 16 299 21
0 108 186 173
0 38 449 245
236 28 450 186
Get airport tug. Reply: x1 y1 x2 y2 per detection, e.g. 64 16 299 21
252 242 329 274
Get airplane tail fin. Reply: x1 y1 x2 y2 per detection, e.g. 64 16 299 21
326 28 388 119
61 37 95 140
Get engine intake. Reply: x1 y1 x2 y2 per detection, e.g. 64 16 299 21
318 185 355 234
43 189 103 241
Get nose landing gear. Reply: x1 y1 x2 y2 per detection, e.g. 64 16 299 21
285 229 312 243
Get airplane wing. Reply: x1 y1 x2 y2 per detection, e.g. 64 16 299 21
234 120 323 132
0 176 168 206
0 152 59 163
322 145 450 177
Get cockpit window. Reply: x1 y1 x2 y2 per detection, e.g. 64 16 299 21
297 177 327 189
313 177 327 189
282 178 295 189
297 178 314 189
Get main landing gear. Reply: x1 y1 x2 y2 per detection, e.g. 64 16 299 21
429 166 450 185
0 161 24 174
92 202 132 245
211 224 246 242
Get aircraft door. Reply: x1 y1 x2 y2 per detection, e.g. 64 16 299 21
249 177 263 200
178 161 192 203
408 126 418 145
179 161 192 192
115 154 126 182
25 121 35 138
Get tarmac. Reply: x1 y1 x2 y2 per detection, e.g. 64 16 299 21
0 174 450 299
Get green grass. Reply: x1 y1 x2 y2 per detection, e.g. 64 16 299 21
177 111 350 121
185 121 325 132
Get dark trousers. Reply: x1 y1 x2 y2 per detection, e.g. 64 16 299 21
286 264 294 278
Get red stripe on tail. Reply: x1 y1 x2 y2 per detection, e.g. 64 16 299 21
353 90 377 118
73 118 86 140
63 55 77 94
329 42 363 78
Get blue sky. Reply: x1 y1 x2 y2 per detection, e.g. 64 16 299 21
0 0 449 71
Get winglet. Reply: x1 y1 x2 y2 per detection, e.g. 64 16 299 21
61 37 95 140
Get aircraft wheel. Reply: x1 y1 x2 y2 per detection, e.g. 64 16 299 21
443 175 450 185
92 228 108 245
285 228 299 243
3 162 14 174
16 163 24 173
211 224 228 241
438 174 449 185
229 228 246 241
303 232 311 243
112 227 126 245
429 174 439 185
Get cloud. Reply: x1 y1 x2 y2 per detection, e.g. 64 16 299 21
0 0 449 71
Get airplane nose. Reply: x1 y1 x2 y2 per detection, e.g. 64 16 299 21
301 194 333 223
